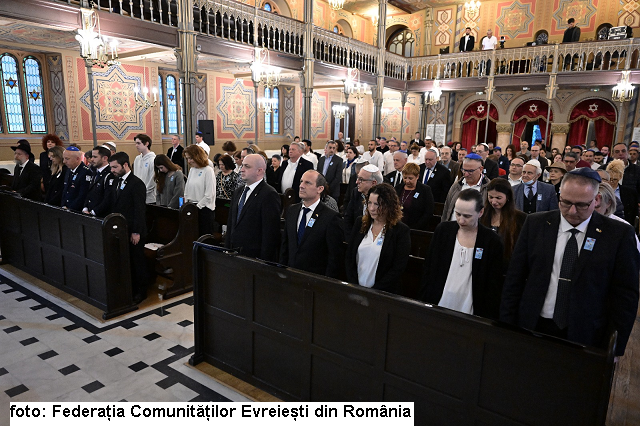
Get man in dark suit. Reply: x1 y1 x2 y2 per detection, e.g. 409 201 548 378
501 168 639 357
226 154 282 262
317 140 344 200
612 142 640 195
419 148 452 203
107 152 148 304
439 146 461 182
513 160 559 214
167 134 185 170
383 151 407 190
83 146 113 217
345 164 382 237
281 170 343 278
10 141 42 201
276 141 314 203
475 143 499 179
61 146 91 211
459 27 475 52
493 146 510 172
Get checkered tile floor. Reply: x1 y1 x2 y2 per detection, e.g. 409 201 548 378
0 269 249 414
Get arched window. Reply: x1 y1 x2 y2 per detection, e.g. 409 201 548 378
264 2 271 12
166 75 178 134
264 86 279 135
179 77 184 135
23 57 47 133
158 75 165 134
262 1 279 14
387 28 415 57
1 54 25 133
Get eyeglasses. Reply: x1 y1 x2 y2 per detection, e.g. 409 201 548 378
356 177 374 183
462 167 480 174
510 163 523 168
558 197 594 211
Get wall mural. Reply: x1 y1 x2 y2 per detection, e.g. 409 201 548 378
195 74 208 122
47 54 69 142
311 90 329 139
214 77 255 140
619 0 640 27
496 0 535 39
283 86 295 139
77 60 153 142
434 8 454 46
551 0 598 36
381 107 410 134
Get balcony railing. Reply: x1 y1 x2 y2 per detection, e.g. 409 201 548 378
312 27 377 74
81 0 179 26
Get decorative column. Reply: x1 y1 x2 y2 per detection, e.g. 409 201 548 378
616 101 628 144
418 93 426 137
495 123 512 150
176 0 197 147
301 0 314 140
423 8 433 56
372 0 387 138
253 79 260 145
550 123 570 152
399 89 408 141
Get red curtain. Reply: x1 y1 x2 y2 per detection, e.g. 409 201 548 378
568 99 617 148
511 100 554 151
461 101 499 151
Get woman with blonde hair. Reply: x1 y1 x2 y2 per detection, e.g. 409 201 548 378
184 145 216 235
44 145 66 206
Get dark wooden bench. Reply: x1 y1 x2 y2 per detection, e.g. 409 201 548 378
0 190 136 319
190 245 616 425
145 203 199 299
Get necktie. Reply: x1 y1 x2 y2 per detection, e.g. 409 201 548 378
237 186 249 219
322 157 331 176
423 168 431 184
18 166 24 176
115 177 122 196
526 184 535 201
553 228 580 329
297 207 311 244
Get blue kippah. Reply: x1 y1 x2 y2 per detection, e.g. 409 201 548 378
66 146 80 152
568 167 602 183
465 153 483 161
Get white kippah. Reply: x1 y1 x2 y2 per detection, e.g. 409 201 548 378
526 159 541 169
362 164 380 173
104 141 116 149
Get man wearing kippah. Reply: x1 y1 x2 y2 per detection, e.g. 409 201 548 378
441 153 490 221
502 168 639 359
61 146 92 211
344 164 382 237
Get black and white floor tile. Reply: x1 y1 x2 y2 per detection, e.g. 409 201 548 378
0 267 249 414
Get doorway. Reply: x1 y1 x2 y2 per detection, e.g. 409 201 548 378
331 102 356 143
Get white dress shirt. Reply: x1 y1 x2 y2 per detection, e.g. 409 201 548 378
508 176 523 186
281 158 299 193
383 151 395 175
302 151 318 168
356 225 384 288
540 214 591 318
438 237 474 314
362 150 385 170
482 35 498 50
297 199 320 230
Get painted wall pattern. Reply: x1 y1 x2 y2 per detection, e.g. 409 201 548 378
434 8 454 46
65 56 79 142
47 54 69 142
194 74 208 122
381 107 410 134
282 86 295 139
214 77 255 140
496 0 535 39
619 0 640 26
310 90 329 139
551 0 598 36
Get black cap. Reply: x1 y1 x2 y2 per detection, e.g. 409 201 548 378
195 131 204 137
11 141 32 155
568 167 602 183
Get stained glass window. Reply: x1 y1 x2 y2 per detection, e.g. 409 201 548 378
23 57 46 133
158 75 165 134
1 54 25 133
264 87 271 134
179 77 184 134
166 75 178 134
272 87 279 134
264 3 271 11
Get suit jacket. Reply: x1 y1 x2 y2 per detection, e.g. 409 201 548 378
345 217 411 294
483 158 500 180
225 180 282 262
344 187 366 238
84 167 114 216
396 182 434 230
420 221 504 320
513 181 559 213
383 170 404 190
459 34 475 52
441 160 461 183
44 166 67 206
317 155 344 200
280 201 344 278
622 162 640 195
496 155 510 172
167 145 185 170
500 211 639 356
61 163 92 211
106 173 147 237
563 26 580 43
618 184 639 226
276 157 314 203
11 161 42 201
419 163 452 203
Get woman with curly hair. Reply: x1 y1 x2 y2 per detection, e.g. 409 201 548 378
154 154 185 209
183 145 216 235
216 154 239 200
345 183 411 295
40 133 64 187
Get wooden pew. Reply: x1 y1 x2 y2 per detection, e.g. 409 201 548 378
190 245 616 425
0 190 136 319
409 229 433 258
280 188 296 217
434 201 444 216
145 203 199 299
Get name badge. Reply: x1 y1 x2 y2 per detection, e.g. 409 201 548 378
198 172 202 177
120 182 126 190
86 175 92 182
390 177 394 182
376 237 383 246
171 176 175 181
330 162 333 166
145 163 149 168
307 218 316 228
537 194 542 201
72 174 77 181
413 192 419 199
108 178 114 186
584 237 596 251
475 248 484 259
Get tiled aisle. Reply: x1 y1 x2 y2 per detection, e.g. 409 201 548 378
0 268 249 425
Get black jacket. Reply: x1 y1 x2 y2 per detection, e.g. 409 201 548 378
420 221 504 320
459 34 475 52
84 167 114 216
317 155 344 200
483 158 500 180
280 201 344 278
167 145 185 171
419 163 452 203
44 166 67 206
344 187 366 239
12 161 42 201
106 172 148 237
345 217 411 295
274 157 314 202
396 182 434 231
61 163 92 211
618 184 639 226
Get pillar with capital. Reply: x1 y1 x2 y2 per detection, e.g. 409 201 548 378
495 123 512 150
551 123 570 152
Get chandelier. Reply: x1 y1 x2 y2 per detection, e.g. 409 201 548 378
464 0 481 19
258 97 278 114
344 68 368 100
333 104 348 119
250 47 281 89
370 14 379 27
425 80 442 105
75 7 119 68
612 70 635 102
133 58 157 109
329 0 345 11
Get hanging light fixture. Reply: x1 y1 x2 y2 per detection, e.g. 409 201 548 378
328 0 345 11
464 0 481 19
333 88 348 119
425 80 442 105
75 7 119 68
612 70 635 102
133 57 157 109
257 97 278 114
250 47 281 90
344 68 368 100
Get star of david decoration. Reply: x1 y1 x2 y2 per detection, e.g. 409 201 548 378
589 103 598 113
529 104 538 113
5 78 17 89
477 104 485 114
168 93 175 101
29 90 40 101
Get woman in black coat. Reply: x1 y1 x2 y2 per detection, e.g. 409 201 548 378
420 189 504 320
346 183 411 295
44 146 67 206
396 162 434 230
40 133 64 192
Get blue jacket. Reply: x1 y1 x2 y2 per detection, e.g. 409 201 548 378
61 163 92 211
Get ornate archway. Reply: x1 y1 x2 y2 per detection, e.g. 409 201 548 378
511 99 554 151
460 101 498 150
567 98 617 148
